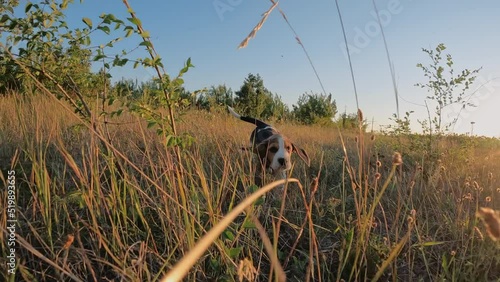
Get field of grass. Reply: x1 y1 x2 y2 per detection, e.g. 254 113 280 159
1 93 500 281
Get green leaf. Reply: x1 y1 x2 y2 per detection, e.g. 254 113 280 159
142 58 152 67
139 41 152 48
50 2 57 12
83 36 91 46
13 36 21 45
115 58 128 67
186 57 193 67
412 241 446 248
25 3 33 13
179 66 189 76
61 0 69 9
228 247 242 259
107 97 116 106
147 121 157 129
111 109 123 117
125 29 134 37
242 218 256 229
441 253 448 270
9 20 18 29
166 135 178 146
0 14 10 24
173 78 184 87
93 54 105 61
421 241 446 247
127 17 141 26
82 17 92 29
248 185 259 193
98 26 110 34
253 196 264 206
102 14 113 24
153 57 162 66
223 230 235 241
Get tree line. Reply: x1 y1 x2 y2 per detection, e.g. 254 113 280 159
113 73 365 129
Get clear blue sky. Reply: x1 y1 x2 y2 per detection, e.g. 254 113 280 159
62 0 500 137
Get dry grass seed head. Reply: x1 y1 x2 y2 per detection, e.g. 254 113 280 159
238 258 258 282
392 152 403 166
238 2 278 49
63 234 75 250
463 193 473 201
476 207 500 241
410 209 417 217
357 108 364 123
407 216 414 224
473 181 480 190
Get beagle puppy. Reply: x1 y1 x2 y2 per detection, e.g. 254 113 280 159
228 106 310 186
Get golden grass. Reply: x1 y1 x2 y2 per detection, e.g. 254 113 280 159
1 94 500 281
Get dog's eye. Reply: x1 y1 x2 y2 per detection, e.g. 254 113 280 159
286 146 292 152
269 147 278 153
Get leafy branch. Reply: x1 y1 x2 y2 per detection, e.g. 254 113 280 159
415 43 481 134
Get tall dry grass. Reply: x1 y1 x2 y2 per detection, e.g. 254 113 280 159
1 93 500 281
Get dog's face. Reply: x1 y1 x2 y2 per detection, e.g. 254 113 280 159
255 135 310 174
228 106 310 184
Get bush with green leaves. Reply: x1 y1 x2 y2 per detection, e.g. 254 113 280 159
196 84 234 112
292 92 337 125
0 0 197 148
336 111 368 130
385 111 414 136
234 73 288 120
415 43 481 135
0 1 110 97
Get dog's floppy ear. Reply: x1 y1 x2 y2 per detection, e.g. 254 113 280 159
292 143 310 167
254 140 270 159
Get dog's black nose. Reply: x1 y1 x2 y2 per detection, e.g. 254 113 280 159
278 158 285 166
